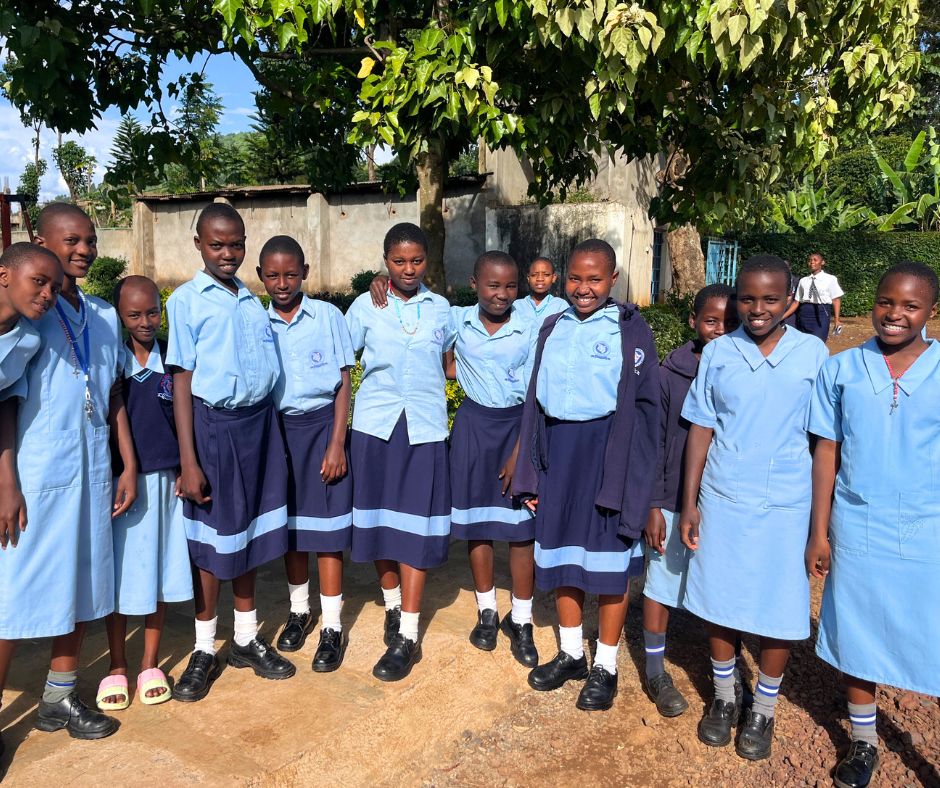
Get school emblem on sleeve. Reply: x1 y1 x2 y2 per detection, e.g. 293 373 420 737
634 347 645 375
433 328 445 343
262 323 274 342
591 341 610 360
157 374 174 401
309 350 325 368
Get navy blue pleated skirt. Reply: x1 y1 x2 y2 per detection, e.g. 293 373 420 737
535 414 643 595
795 302 831 342
282 403 352 554
184 397 288 581
450 398 534 543
350 413 450 568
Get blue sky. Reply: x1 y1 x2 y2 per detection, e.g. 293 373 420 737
0 53 260 202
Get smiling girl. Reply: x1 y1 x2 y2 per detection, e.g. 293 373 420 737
679 254 828 760
806 262 940 788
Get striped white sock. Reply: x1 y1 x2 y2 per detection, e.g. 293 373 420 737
752 670 783 718
848 701 879 747
711 657 737 703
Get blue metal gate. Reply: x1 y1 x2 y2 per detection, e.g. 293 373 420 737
705 238 739 286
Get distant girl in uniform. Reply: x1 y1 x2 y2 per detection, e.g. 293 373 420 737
642 283 736 718
515 257 567 325
807 262 940 788
679 255 828 761
0 204 137 748
258 236 355 672
514 239 660 712
0 242 62 394
782 252 843 341
345 222 455 682
97 276 193 710
166 203 294 702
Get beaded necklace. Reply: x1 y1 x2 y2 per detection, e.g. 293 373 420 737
55 290 94 419
391 288 421 335
882 352 908 414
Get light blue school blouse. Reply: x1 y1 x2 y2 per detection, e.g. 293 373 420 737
535 303 623 421
0 319 41 398
121 343 164 378
165 271 279 409
681 325 829 454
514 293 569 327
452 304 537 408
345 286 456 445
268 296 356 415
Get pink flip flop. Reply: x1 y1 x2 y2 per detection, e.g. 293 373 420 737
137 668 171 706
96 674 130 711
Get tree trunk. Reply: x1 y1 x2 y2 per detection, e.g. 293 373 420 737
416 138 447 294
366 144 377 182
666 223 706 296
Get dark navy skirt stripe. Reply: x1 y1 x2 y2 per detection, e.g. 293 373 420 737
796 302 831 342
534 415 643 595
282 404 352 553
185 397 288 580
450 398 534 543
350 413 450 569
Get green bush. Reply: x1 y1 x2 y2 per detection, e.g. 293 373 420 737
738 231 940 315
640 301 695 360
350 269 380 295
449 285 478 306
83 256 128 303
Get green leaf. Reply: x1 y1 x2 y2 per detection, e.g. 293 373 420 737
577 8 594 39
610 27 630 57
727 14 747 46
739 33 763 70
636 25 652 50
277 20 296 49
378 125 395 146
557 8 575 37
532 0 548 17
213 0 241 28
903 130 926 172
589 91 601 120
495 0 508 27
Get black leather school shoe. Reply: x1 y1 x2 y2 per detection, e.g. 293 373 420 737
697 697 741 747
469 609 500 651
834 740 880 788
372 634 421 682
227 636 296 680
312 628 347 673
384 606 401 646
527 651 588 691
500 613 539 668
645 671 689 718
735 708 774 760
276 611 314 652
172 650 222 702
575 665 618 711
34 693 119 739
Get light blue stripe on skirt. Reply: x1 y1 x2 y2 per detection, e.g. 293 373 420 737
185 505 288 555
288 513 353 532
352 507 450 537
451 505 533 526
536 540 643 574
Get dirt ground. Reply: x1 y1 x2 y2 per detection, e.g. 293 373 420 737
2 316 938 787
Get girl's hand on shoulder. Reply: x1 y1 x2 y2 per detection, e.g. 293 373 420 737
178 463 212 505
369 275 390 308
321 441 347 484
0 480 27 549
112 468 138 518
644 508 667 554
679 507 700 550
805 536 831 579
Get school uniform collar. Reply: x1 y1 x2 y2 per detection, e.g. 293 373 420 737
729 323 801 370
267 294 316 325
387 283 434 306
194 269 253 300
558 300 619 324
526 293 556 312
860 337 940 396
123 342 164 378
463 304 528 338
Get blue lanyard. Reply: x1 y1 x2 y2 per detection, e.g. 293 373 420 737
55 293 94 418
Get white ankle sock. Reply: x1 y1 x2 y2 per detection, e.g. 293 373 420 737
288 581 310 615
320 593 343 631
594 641 620 674
382 585 402 611
399 611 420 642
194 617 218 655
233 609 258 647
559 625 584 659
511 595 533 625
475 587 498 613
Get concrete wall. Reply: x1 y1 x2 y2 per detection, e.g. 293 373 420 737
10 227 135 266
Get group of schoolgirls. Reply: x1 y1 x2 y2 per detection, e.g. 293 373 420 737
640 254 940 788
0 200 936 788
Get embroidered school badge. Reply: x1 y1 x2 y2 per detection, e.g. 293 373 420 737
634 348 645 375
262 323 274 342
591 341 610 360
433 328 445 343
157 374 174 401
309 350 325 367
506 366 519 383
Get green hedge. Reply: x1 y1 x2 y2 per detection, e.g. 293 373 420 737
738 231 940 316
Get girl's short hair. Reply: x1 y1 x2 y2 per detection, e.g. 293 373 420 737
473 250 517 278
260 235 305 267
736 254 791 290
693 283 735 315
383 223 428 255
878 261 940 304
